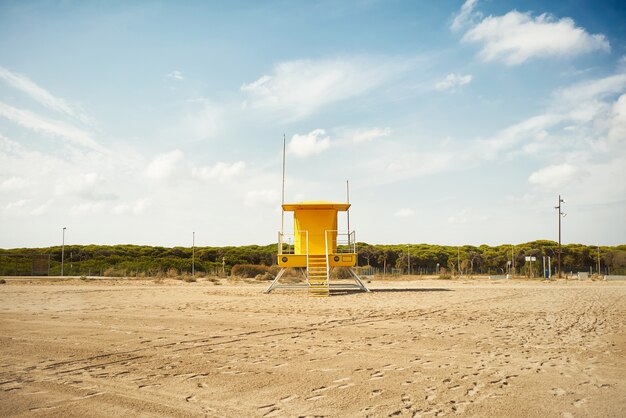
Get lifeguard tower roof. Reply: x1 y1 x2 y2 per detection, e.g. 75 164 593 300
282 201 350 211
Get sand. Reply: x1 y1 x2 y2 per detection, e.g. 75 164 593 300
0 277 625 417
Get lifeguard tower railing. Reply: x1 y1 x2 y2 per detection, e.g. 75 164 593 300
278 231 355 255
327 230 356 254
277 230 357 271
278 231 309 255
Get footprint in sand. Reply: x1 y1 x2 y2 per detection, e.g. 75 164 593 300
280 395 298 403
401 393 413 409
258 404 282 417
370 371 384 380
306 394 325 401
312 386 332 394
573 399 586 408
370 389 383 397
29 406 59 412
466 385 479 396
551 388 566 397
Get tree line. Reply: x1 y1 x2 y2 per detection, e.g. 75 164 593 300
0 241 624 276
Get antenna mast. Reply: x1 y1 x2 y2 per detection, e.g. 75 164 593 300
281 134 286 234
346 179 350 244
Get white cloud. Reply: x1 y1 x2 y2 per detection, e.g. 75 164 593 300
0 133 22 153
0 102 105 152
192 161 246 182
144 150 184 180
447 208 489 225
113 199 150 215
528 163 588 189
448 208 470 224
384 151 457 177
54 172 99 197
435 73 473 91
447 216 466 225
244 189 279 207
0 177 31 191
70 202 104 216
166 70 184 80
181 99 220 140
463 11 610 65
450 0 480 31
4 199 29 211
479 114 561 155
370 69 626 184
608 94 626 142
287 129 331 158
395 208 414 218
0 65 92 124
241 56 407 120
31 199 54 216
554 73 626 105
350 127 392 143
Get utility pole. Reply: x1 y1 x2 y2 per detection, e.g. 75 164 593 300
554 195 565 278
407 245 411 276
511 245 515 276
61 227 66 276
548 256 551 279
597 245 601 276
192 231 195 277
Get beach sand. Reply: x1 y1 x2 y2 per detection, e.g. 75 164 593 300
1 277 625 417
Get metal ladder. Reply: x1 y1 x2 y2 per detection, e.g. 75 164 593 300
307 254 329 297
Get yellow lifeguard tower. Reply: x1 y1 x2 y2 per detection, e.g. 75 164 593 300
265 201 370 296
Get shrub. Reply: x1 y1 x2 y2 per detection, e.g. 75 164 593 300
166 268 179 278
231 264 270 278
255 272 275 281
0 279 6 284
183 276 196 283
268 265 281 276
103 267 117 277
331 267 352 279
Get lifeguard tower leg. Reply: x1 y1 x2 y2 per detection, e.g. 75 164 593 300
349 268 371 292
265 268 287 293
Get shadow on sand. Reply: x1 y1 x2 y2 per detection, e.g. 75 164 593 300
370 288 453 293
331 287 453 296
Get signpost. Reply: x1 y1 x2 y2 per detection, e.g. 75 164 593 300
525 256 537 278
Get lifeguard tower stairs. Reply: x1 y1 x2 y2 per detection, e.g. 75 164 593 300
265 201 370 296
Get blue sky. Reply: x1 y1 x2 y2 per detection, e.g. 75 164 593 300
1 0 625 248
